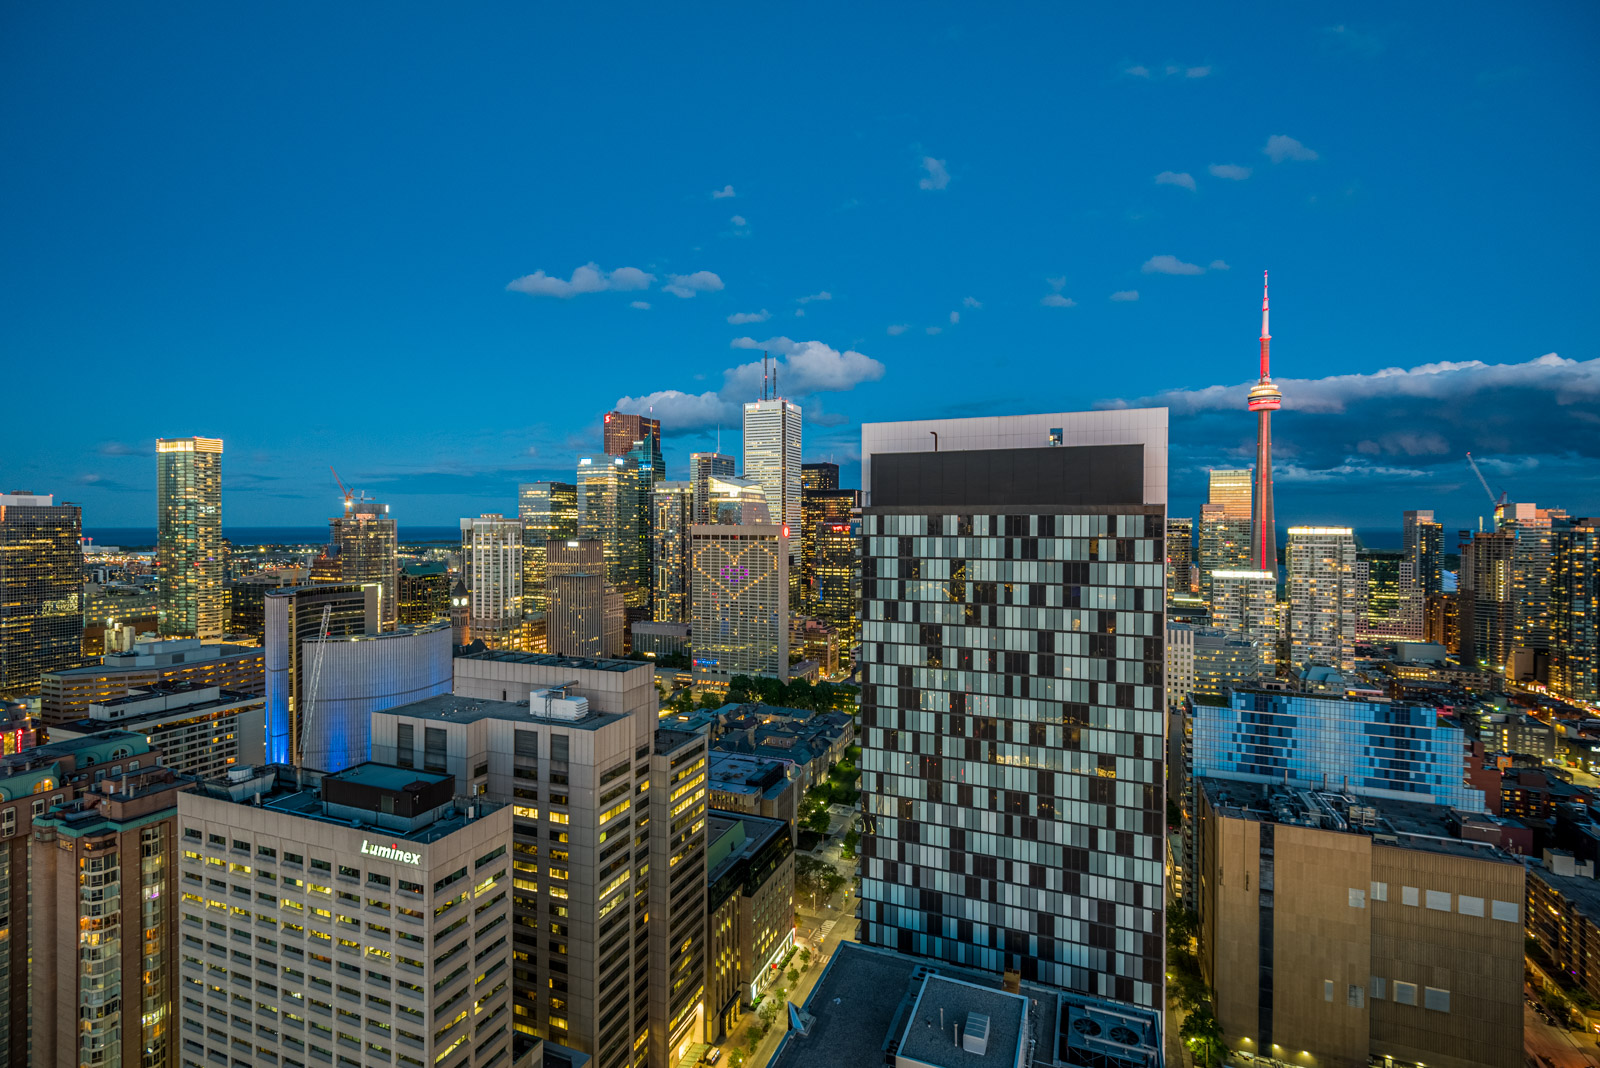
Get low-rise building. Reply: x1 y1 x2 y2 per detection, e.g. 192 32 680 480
40 637 265 725
706 750 801 829
48 681 265 778
632 621 690 659
1526 849 1600 1029
177 762 517 1068
704 811 795 1042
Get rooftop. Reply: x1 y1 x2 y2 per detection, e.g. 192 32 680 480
772 942 1067 1068
379 692 625 733
455 648 645 673
1199 778 1521 863
896 975 1027 1068
1532 861 1600 924
329 763 453 793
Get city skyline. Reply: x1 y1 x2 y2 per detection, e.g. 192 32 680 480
3 6 1596 531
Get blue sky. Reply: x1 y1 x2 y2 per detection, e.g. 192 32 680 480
4 4 1597 535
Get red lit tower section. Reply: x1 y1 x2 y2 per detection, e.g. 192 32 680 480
1247 272 1282 580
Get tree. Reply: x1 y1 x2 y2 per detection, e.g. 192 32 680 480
1180 1003 1228 1068
840 828 860 859
787 967 800 985
796 855 846 907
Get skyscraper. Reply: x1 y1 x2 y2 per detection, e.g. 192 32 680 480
813 516 859 643
1285 526 1357 672
857 408 1168 1007
1459 529 1515 674
461 514 524 648
799 484 857 614
1165 516 1195 601
156 435 223 638
547 538 607 656
519 480 579 612
1404 509 1444 597
1247 273 1282 579
704 474 770 525
689 452 736 523
1355 549 1423 642
0 491 82 696
1551 517 1599 705
604 409 664 475
651 481 694 623
329 495 398 629
1198 502 1252 601
577 455 650 608
801 461 839 491
1207 468 1252 519
742 398 801 532
1209 568 1279 659
690 520 789 684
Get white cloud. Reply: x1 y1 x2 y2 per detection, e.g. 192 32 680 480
1185 65 1212 78
725 340 886 395
963 296 982 309
1156 171 1196 191
1046 276 1067 291
1209 259 1230 271
949 311 960 325
1142 254 1205 276
630 301 651 310
925 326 942 335
919 157 950 191
1264 134 1319 163
1110 290 1139 302
731 336 800 354
795 308 806 317
712 185 736 199
1041 293 1077 308
887 324 910 335
726 309 770 325
612 389 739 430
505 263 655 298
662 270 725 298
1208 163 1252 180
1123 64 1151 77
796 291 832 304
730 215 747 226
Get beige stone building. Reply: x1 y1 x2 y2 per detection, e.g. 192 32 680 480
1196 778 1524 1068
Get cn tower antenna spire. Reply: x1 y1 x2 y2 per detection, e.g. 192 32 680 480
1260 270 1271 379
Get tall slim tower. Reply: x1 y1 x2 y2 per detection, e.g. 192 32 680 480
742 398 802 533
157 436 224 639
329 495 397 630
1247 273 1282 580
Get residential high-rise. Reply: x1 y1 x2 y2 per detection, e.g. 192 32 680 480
647 729 710 1068
1165 516 1194 601
263 582 378 765
177 762 517 1068
32 758 190 1068
742 398 801 532
1247 272 1282 579
578 455 650 609
462 513 525 647
375 653 666 1068
1207 468 1252 519
547 538 607 657
1404 509 1444 597
1198 502 1252 600
0 491 82 696
1285 526 1357 671
1551 517 1600 705
690 522 789 684
604 409 665 475
689 452 736 523
651 481 694 623
520 481 579 612
397 559 450 624
330 494 398 629
857 408 1168 1008
1209 568 1279 660
156 435 224 638
1459 529 1515 675
0 731 157 1068
48 681 266 778
1355 549 1424 642
799 485 857 614
800 461 838 492
1506 503 1563 674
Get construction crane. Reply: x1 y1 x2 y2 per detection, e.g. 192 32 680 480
297 604 333 769
331 466 352 512
1465 453 1509 511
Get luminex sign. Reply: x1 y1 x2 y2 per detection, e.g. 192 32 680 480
360 839 421 865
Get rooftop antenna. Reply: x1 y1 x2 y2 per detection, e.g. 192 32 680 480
774 360 779 399
762 353 769 400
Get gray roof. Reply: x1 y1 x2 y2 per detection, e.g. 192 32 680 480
455 648 645 673
378 692 624 733
895 975 1027 1068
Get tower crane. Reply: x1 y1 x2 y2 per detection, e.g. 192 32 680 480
331 466 352 512
1465 453 1509 511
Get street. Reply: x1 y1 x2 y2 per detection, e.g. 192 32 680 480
1524 1002 1600 1068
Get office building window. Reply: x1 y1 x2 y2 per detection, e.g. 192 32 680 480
1394 981 1417 1006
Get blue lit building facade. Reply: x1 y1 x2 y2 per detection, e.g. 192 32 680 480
1191 688 1485 810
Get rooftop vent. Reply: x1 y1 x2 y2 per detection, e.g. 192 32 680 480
530 689 589 722
963 1012 990 1056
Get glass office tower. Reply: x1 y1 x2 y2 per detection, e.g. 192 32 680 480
157 436 223 639
577 455 650 609
0 492 82 696
330 497 398 629
742 399 802 532
857 409 1168 1010
652 481 694 623
519 481 579 612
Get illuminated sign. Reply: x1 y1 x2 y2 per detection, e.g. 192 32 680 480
360 839 421 865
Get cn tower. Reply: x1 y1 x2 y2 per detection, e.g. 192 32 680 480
1247 271 1282 579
